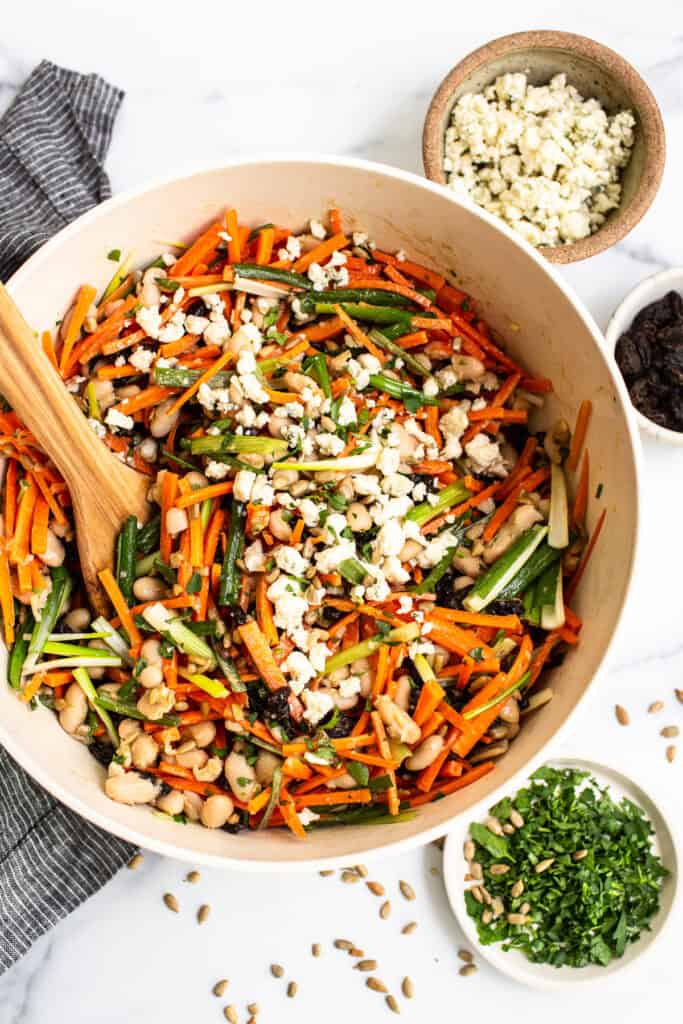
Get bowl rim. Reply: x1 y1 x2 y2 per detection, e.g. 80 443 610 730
2 153 644 870
422 29 666 264
442 756 680 989
604 266 683 445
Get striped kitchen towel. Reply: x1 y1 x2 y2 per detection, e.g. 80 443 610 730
0 61 134 975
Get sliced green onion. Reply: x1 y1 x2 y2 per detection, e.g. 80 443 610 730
8 609 34 688
73 668 119 747
463 671 531 720
99 250 134 304
548 463 569 549
116 515 138 606
136 514 161 556
273 448 378 474
91 615 135 666
464 526 548 613
368 329 430 377
303 352 331 398
368 373 439 408
142 603 216 668
302 288 415 309
25 566 72 671
406 480 471 527
188 673 229 699
94 693 179 727
338 558 367 585
314 302 411 325
538 561 565 630
213 644 247 693
23 656 122 676
188 434 288 457
325 622 420 673
412 652 437 683
496 542 562 602
412 547 455 595
257 764 283 830
232 262 310 289
86 380 101 420
42 641 119 659
218 501 246 606
155 366 232 389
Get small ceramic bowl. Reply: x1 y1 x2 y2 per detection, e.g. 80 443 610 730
443 758 678 990
423 31 665 264
605 268 683 445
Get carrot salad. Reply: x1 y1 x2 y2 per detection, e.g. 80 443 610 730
0 210 601 838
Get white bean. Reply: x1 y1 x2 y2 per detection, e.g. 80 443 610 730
138 663 163 689
156 789 185 816
183 791 204 821
185 721 216 748
376 694 421 745
131 733 159 771
41 529 65 567
165 507 188 535
393 674 412 712
200 793 234 829
269 509 292 542
406 735 445 771
58 683 88 734
347 503 371 532
105 771 159 805
64 607 91 632
255 750 280 786
150 398 181 438
141 638 162 664
225 746 259 802
176 748 208 770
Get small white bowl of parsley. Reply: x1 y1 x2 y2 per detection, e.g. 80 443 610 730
443 760 677 989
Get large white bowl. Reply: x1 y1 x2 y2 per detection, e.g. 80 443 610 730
0 157 641 870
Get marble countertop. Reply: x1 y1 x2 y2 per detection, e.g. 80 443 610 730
1 2 682 1021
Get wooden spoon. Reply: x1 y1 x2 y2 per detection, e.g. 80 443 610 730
0 283 149 614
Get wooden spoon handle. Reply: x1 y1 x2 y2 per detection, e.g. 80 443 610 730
0 283 114 494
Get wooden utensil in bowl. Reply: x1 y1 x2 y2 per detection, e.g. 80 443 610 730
0 283 149 614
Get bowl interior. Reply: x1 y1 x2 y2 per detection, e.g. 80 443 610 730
0 158 640 868
432 45 646 215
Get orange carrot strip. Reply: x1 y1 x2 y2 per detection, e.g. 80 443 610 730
565 509 607 604
566 400 592 472
372 644 390 697
482 467 550 543
371 711 399 816
255 226 275 265
333 305 386 363
238 619 287 692
497 437 538 500
30 496 49 556
425 405 442 448
170 221 224 278
41 330 58 371
225 208 241 263
348 277 435 312
407 761 494 806
96 363 137 380
345 751 400 770
437 701 468 731
256 574 278 647
435 282 468 312
166 349 234 417
248 787 272 815
112 385 177 416
59 284 97 374
329 208 343 234
467 407 527 423
293 232 348 273
420 711 445 740
571 450 590 527
396 330 429 350
430 607 523 632
293 788 372 809
291 315 345 342
98 567 142 646
373 250 445 292
159 471 178 562
263 386 301 405
189 515 203 568
280 798 307 838
451 312 520 372
413 679 446 727
0 545 15 643
10 478 37 564
290 518 305 546
175 481 234 508
282 756 313 781
67 294 137 370
4 459 18 540
411 316 456 334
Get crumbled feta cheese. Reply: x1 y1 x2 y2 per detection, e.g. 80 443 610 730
233 469 256 503
203 320 230 346
398 595 414 614
298 498 322 527
251 477 274 507
352 474 381 497
243 540 266 572
236 350 256 374
465 434 509 477
205 460 230 480
240 373 269 405
377 446 401 476
439 405 469 459
375 520 405 558
309 219 326 239
315 541 357 574
301 688 335 726
443 72 635 246
316 433 345 456
88 417 106 439
129 347 155 372
423 377 439 398
136 306 162 339
336 396 357 426
274 546 308 577
382 556 410 585
282 650 316 694
105 408 134 432
297 808 320 827
338 676 361 700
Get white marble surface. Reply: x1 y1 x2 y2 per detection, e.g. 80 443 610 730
1 1 683 1021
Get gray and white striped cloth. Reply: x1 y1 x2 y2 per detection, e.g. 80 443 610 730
0 61 134 975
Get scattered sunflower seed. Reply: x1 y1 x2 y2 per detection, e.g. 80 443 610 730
661 725 679 738
223 1007 238 1024
163 893 179 913
341 870 360 884
367 977 388 993
535 858 554 874
510 880 524 898
489 863 510 876
311 943 321 958
469 885 483 904
615 704 630 726
355 864 368 877
186 870 200 883
463 839 475 861
287 981 298 999
470 861 483 880
573 849 588 860
401 977 414 999
502 823 515 835
349 947 364 957
675 689 683 704
399 880 415 901
355 960 377 972
648 701 664 714
520 901 531 915
386 994 400 1014
270 964 284 978
127 853 143 870
247 1003 259 1016
334 939 353 950
459 963 478 977
367 881 385 897
485 815 504 836
510 809 525 828
197 903 210 924
402 921 417 935
482 909 493 924
507 912 529 925
319 869 334 877
379 900 391 919
213 980 229 997
457 949 473 962
666 745 677 763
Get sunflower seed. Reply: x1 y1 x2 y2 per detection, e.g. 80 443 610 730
355 864 368 877
247 1004 259 1016
213 980 229 997
270 964 284 978
457 949 473 962
482 909 493 924
489 863 510 876
463 839 475 861
367 978 387 993
648 701 664 714
312 943 321 957
399 880 415 901
676 689 683 704
247 1019 256 1024
355 960 378 972
459 963 478 977
502 823 515 834
666 745 677 763
349 947 364 957
386 995 400 1014
127 853 144 870
186 870 200 883
535 858 554 874
491 896 505 918
223 1008 237 1024
615 704 629 726
573 849 588 860
287 981 298 999
163 893 179 913
520 901 530 915
661 725 679 738
341 870 360 884
319 869 334 877
511 880 524 898
379 900 391 919
197 903 210 924
334 939 353 950
484 815 504 836
509 809 524 828
367 881 385 897
470 886 483 904
401 976 414 999
470 861 483 880
507 913 529 925
402 922 417 935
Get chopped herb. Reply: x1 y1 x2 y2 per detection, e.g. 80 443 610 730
186 572 203 594
107 248 122 261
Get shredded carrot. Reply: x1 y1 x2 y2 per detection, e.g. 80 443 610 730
41 330 58 371
255 226 274 265
412 679 445 727
4 459 17 539
407 762 494 806
112 385 176 416
370 711 399 816
571 450 590 527
482 467 550 542
256 574 278 647
238 620 287 691
424 405 442 448
329 208 343 234
0 545 15 644
566 400 592 472
159 471 178 562
373 250 445 292
175 481 233 508
30 496 49 556
293 232 348 273
565 509 607 604
333 305 386 363
293 788 372 809
431 607 523 633
67 294 137 371
59 284 97 374
170 221 224 278
98 567 142 646
166 349 234 417
225 208 241 263
10 477 37 564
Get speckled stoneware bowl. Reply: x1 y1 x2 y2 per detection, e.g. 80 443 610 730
423 30 665 264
